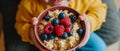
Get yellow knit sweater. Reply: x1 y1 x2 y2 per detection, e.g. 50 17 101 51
15 0 107 44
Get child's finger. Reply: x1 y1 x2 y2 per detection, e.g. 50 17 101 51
78 14 85 21
32 17 38 25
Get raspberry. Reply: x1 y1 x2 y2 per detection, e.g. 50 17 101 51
65 26 71 33
55 25 65 37
60 16 71 27
44 23 54 34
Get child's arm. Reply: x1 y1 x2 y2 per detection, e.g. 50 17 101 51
15 2 34 44
86 0 107 32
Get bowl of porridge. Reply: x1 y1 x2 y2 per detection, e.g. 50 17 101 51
33 6 90 51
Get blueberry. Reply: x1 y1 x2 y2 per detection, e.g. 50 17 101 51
48 34 54 40
59 13 66 19
77 28 84 35
52 32 57 36
40 33 48 41
69 15 77 23
51 18 59 26
68 32 73 36
45 15 50 21
62 32 68 39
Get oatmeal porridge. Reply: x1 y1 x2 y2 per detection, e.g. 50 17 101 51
38 10 84 50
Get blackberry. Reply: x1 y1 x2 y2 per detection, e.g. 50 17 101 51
69 15 77 23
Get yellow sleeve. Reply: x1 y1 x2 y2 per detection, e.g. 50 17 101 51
86 0 107 32
15 1 33 44
15 0 46 44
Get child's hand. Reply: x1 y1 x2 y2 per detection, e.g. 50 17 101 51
29 27 47 50
78 14 85 21
29 17 38 44
78 14 90 47
29 17 49 50
29 25 35 44
31 17 38 25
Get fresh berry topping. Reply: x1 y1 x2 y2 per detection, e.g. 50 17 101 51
60 16 71 27
51 18 60 26
62 32 68 39
77 28 84 35
68 31 73 36
59 12 66 19
65 26 71 33
48 34 54 40
69 15 77 23
45 15 50 21
44 23 54 34
40 33 48 41
55 25 65 37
